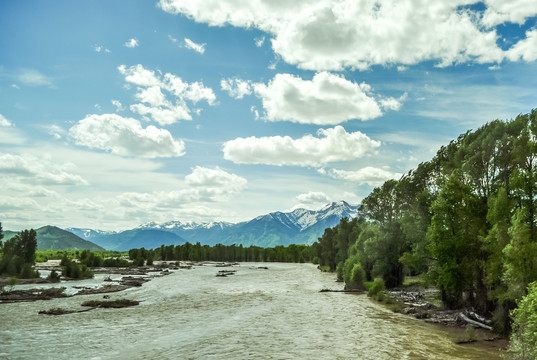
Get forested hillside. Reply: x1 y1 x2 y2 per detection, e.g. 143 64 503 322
315 109 537 334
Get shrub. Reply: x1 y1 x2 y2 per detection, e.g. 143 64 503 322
342 255 365 290
47 270 61 283
19 263 39 279
367 278 386 299
507 281 537 360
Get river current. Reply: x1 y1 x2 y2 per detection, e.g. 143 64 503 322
0 263 503 359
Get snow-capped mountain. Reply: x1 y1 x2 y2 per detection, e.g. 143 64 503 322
65 201 359 250
137 220 233 231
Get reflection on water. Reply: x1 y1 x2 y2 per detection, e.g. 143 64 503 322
0 263 504 359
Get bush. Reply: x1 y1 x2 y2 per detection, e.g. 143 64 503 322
19 263 39 279
61 257 93 279
367 278 386 299
47 270 61 283
343 255 365 290
507 281 537 360
336 261 344 282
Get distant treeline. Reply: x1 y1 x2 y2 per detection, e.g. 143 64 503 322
131 243 317 264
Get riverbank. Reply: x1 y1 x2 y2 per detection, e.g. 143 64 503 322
374 280 508 351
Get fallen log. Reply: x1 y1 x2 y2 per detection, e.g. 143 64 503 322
459 312 493 330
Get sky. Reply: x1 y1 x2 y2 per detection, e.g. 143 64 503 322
1 0 536 231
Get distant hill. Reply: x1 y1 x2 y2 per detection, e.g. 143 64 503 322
68 201 359 249
2 226 104 251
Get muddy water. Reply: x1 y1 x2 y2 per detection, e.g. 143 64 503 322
0 263 504 359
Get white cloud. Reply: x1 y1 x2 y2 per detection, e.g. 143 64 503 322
118 64 216 125
93 45 111 53
253 72 392 124
321 166 402 186
158 0 520 70
124 38 139 48
0 114 13 127
505 29 537 62
481 0 537 27
185 166 248 195
47 125 65 140
0 117 26 144
0 153 88 186
184 38 206 54
296 191 331 204
220 78 253 99
255 36 265 47
17 69 53 87
115 167 247 216
69 113 186 158
112 99 124 112
380 92 407 111
223 125 380 166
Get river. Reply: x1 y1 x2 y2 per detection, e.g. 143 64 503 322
0 263 504 359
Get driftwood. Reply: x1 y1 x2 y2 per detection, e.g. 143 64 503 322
459 312 493 330
319 289 364 293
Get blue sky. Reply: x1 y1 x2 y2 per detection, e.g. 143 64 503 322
1 0 536 231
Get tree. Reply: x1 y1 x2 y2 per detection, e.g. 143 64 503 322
0 228 38 277
427 174 487 309
507 281 537 360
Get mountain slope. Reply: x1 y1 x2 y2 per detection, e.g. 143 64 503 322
68 228 187 251
2 226 104 251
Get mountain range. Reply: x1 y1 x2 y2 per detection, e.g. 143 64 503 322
67 201 359 251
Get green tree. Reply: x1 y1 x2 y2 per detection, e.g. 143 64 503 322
427 174 487 309
507 281 537 360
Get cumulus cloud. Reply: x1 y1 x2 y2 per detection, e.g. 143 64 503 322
0 114 13 127
222 73 404 124
184 38 206 54
321 166 401 186
186 166 247 191
158 0 537 70
505 29 537 62
0 153 88 186
296 191 331 204
118 64 216 125
124 38 139 48
223 125 380 166
481 0 537 27
69 113 186 158
220 78 253 99
253 72 389 124
117 167 247 211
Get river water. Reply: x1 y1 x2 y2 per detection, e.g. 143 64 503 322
0 263 504 359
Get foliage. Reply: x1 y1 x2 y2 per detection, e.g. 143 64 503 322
47 270 61 283
367 278 386 299
0 228 39 278
60 255 94 279
507 281 537 359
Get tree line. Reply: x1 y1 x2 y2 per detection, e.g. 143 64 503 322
130 242 316 264
315 109 537 338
